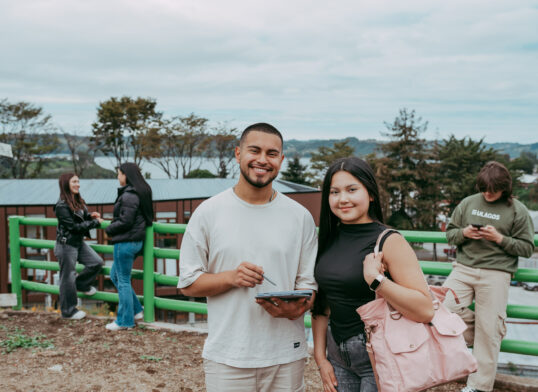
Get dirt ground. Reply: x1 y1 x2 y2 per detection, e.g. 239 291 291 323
0 310 511 392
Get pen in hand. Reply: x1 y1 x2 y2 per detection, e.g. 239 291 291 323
262 274 277 286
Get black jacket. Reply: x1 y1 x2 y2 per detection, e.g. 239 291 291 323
105 185 147 244
54 200 100 247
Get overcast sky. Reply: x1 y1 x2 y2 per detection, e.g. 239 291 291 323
1 0 537 143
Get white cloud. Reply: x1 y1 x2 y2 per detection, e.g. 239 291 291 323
0 0 537 142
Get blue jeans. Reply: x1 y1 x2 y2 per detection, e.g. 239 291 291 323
326 328 377 392
110 241 143 327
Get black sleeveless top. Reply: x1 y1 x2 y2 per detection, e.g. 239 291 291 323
314 221 394 344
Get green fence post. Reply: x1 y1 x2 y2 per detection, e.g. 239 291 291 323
8 216 22 310
143 224 155 322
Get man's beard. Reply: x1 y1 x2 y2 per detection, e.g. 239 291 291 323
240 166 278 188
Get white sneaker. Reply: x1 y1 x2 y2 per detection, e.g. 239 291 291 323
105 321 129 331
83 286 97 296
134 311 144 321
65 310 86 320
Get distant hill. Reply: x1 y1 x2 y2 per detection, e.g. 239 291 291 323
284 137 380 158
284 138 538 159
48 133 537 160
487 142 538 159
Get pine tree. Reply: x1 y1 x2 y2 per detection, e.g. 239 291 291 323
437 135 499 212
281 155 310 185
308 140 355 186
377 108 432 229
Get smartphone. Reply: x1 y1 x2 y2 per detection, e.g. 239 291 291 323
255 290 313 301
471 223 483 229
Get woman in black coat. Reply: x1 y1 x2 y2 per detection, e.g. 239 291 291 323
54 173 104 319
105 162 154 331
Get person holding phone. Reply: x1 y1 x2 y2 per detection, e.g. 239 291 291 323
105 162 154 331
311 157 434 392
178 123 318 392
444 161 535 392
54 173 104 319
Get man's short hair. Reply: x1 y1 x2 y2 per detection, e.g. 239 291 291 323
476 161 513 204
239 123 283 148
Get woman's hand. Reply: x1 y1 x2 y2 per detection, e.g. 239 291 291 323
91 212 101 219
317 359 338 392
363 251 384 286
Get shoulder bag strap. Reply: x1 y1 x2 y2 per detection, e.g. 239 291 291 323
374 228 399 257
375 229 461 307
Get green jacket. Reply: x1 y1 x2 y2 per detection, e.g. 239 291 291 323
446 193 535 274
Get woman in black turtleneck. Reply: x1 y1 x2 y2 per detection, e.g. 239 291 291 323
312 157 434 392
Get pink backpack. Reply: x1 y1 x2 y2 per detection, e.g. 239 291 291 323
356 230 477 392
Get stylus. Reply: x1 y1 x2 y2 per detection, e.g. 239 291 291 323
262 274 277 286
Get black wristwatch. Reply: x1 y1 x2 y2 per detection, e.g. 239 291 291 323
369 274 386 291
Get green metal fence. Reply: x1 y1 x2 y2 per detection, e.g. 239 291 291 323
7 216 538 357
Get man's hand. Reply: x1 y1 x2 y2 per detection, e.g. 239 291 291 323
479 225 504 244
462 225 483 240
230 262 264 288
91 212 101 219
256 294 313 320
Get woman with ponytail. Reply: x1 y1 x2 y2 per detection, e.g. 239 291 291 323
54 173 104 320
105 162 154 331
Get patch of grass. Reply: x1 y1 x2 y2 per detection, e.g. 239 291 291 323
131 330 145 336
137 324 156 332
85 302 114 317
0 329 54 354
140 355 162 362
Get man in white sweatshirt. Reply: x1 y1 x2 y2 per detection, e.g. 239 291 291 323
178 122 318 392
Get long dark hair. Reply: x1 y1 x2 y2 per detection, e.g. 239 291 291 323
312 157 384 316
119 163 154 226
59 173 86 212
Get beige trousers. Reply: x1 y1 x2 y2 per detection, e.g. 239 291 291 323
204 358 306 392
443 262 509 392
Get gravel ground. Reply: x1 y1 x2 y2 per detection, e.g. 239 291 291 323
0 310 513 392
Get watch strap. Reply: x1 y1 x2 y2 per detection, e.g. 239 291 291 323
369 274 385 291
